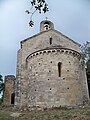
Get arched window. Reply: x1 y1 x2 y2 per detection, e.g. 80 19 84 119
44 22 50 31
58 62 61 77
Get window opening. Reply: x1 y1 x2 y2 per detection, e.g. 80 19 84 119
11 93 15 105
58 62 61 77
50 37 52 45
44 22 50 31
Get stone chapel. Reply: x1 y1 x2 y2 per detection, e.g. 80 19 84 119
3 20 89 109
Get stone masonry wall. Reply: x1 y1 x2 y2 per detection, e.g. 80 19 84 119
21 30 80 65
3 75 15 106
15 49 22 107
26 48 85 108
15 22 89 108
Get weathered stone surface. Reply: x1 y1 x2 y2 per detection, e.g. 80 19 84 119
4 20 89 109
3 75 15 106
10 112 21 117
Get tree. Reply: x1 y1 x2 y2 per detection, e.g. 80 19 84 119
81 41 90 81
81 41 90 97
26 0 48 27
81 41 90 62
86 59 90 97
0 74 4 104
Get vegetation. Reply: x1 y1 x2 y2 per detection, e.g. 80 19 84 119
0 107 90 120
81 41 90 61
26 0 48 27
81 41 90 97
86 59 90 97
0 74 4 105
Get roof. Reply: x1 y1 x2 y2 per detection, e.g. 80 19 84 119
21 29 81 46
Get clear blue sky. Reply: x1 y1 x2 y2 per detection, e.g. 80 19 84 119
0 0 90 76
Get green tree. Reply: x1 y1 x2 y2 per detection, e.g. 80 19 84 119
0 74 4 104
81 41 90 97
26 0 48 27
81 41 90 61
86 59 90 97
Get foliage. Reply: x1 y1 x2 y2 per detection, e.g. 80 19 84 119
81 41 90 75
86 60 90 75
81 41 90 96
26 0 48 27
0 75 4 104
81 41 90 62
0 75 4 94
86 59 90 96
0 98 3 105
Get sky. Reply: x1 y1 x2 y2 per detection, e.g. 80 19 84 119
0 0 90 77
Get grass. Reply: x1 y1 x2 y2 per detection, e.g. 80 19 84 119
0 106 90 120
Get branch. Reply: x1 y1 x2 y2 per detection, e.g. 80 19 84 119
26 0 49 27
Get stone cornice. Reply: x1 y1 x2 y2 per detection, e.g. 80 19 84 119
26 47 81 62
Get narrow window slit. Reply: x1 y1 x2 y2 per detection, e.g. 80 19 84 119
58 62 61 77
50 37 52 45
